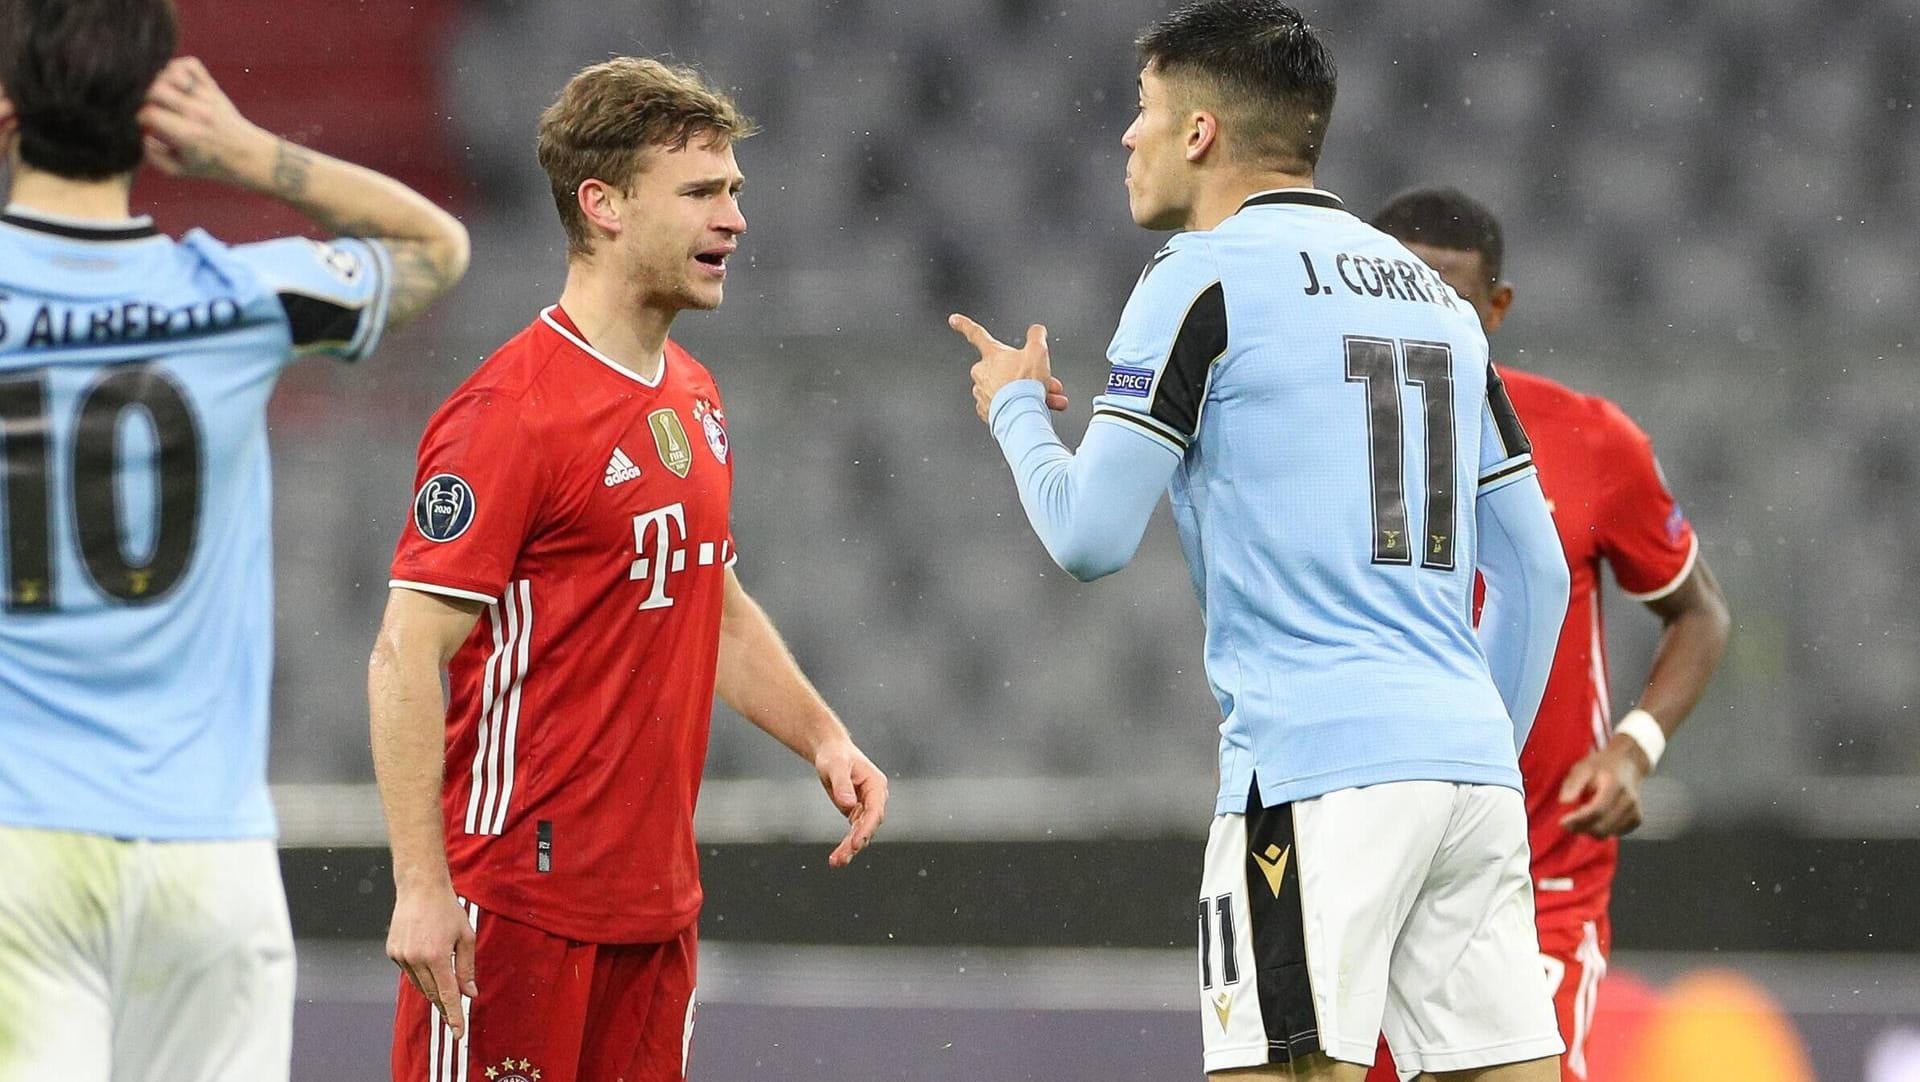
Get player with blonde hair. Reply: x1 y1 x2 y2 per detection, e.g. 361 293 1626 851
372 57 888 1082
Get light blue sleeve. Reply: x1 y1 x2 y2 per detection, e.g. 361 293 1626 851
228 236 394 361
1476 468 1570 750
987 380 1182 582
1087 233 1228 453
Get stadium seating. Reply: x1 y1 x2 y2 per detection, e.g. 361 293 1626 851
248 0 1917 813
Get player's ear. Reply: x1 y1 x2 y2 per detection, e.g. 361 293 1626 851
576 177 623 240
1485 281 1515 334
1185 110 1219 163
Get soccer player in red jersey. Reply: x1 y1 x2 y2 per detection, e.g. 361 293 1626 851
1363 189 1731 1080
367 58 889 1082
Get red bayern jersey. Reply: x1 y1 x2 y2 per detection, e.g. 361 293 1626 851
1499 365 1696 928
390 305 736 944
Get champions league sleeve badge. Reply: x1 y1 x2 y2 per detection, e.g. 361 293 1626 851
414 473 476 542
693 398 728 465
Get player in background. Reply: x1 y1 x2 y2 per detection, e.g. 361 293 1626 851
1367 188 1731 1082
949 3 1569 1079
369 57 889 1082
0 0 468 1076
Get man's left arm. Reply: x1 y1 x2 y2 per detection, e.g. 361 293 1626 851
715 568 888 866
1561 406 1733 836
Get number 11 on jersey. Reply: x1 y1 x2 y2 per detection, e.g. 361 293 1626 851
1343 336 1458 572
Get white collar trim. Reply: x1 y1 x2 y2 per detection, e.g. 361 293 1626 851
539 305 666 388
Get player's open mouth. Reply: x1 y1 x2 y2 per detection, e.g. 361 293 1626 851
694 248 732 277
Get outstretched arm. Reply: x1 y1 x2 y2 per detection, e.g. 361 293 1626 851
715 569 888 866
138 56 469 330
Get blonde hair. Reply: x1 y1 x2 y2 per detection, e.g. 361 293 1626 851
536 57 757 254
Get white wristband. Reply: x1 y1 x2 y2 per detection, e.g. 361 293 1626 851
1614 708 1667 769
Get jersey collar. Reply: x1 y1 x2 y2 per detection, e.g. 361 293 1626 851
1 203 161 242
1238 188 1346 212
538 305 668 388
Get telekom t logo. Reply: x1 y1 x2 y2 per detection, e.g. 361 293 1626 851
630 502 731 610
630 503 687 610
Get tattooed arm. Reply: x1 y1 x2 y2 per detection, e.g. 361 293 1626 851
138 57 470 330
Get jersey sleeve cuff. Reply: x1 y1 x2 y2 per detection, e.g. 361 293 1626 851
1090 404 1188 453
344 238 395 362
1620 532 1698 601
388 578 497 604
1476 454 1536 496
986 379 1047 429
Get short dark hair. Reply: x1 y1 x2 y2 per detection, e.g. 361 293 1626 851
1136 0 1337 174
3 0 178 180
1371 187 1506 282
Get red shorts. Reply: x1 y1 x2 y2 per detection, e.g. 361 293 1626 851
391 900 698 1082
1364 915 1609 1082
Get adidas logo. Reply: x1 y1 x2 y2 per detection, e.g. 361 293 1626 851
604 447 642 487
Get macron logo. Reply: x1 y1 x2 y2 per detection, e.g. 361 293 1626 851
605 447 642 487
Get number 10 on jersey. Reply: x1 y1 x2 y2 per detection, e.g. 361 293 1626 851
1344 336 1457 572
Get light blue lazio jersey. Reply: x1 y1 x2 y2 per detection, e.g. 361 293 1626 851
1086 190 1538 813
0 206 391 839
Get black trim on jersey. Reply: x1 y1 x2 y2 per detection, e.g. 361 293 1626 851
0 211 160 241
1149 281 1228 439
1239 190 1345 213
278 291 363 351
1140 244 1178 282
1478 458 1535 489
1485 364 1533 459
1244 781 1323 1063
1091 404 1188 449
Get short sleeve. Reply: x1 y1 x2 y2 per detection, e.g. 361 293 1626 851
1594 400 1697 600
388 391 544 603
1476 363 1536 496
1088 234 1226 453
230 236 394 361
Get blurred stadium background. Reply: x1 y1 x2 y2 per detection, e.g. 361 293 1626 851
71 0 1920 1077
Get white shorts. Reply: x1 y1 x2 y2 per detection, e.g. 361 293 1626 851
0 825 295 1082
1197 781 1564 1076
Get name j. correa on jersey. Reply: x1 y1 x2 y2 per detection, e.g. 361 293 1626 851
1295 250 1461 310
0 295 246 349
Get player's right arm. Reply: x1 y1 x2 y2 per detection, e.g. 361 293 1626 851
1474 365 1570 748
369 588 483 1041
371 390 542 1042
137 56 469 331
949 234 1222 581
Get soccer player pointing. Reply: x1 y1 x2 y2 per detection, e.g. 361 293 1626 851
369 58 886 1081
953 3 1570 1080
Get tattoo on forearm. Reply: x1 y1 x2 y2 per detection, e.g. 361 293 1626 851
383 239 460 331
179 144 239 183
270 140 314 199
257 139 460 330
